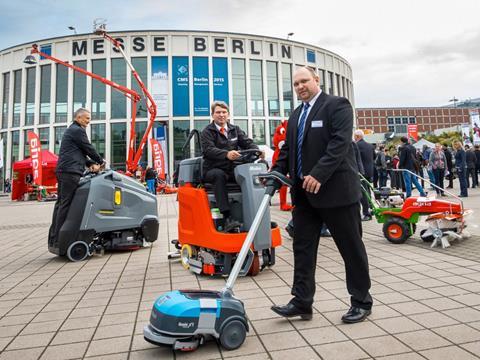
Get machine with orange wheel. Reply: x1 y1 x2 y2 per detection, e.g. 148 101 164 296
361 170 471 248
171 147 283 277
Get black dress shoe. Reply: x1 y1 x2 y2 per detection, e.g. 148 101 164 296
341 306 371 323
271 303 312 320
361 215 372 221
285 224 294 238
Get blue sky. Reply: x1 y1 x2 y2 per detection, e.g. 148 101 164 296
1 0 479 107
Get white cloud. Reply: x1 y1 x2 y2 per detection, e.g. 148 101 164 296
1 0 479 107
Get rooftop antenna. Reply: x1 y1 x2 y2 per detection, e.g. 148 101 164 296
93 18 107 35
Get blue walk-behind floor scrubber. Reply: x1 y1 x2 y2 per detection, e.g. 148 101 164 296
144 171 291 351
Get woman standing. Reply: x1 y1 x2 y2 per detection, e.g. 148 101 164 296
429 143 447 196
453 140 468 197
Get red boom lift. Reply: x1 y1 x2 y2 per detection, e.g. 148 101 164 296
25 27 157 175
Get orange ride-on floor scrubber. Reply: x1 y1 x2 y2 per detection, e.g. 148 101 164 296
171 148 282 277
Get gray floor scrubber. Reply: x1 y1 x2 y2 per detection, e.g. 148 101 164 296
143 171 291 351
49 169 159 261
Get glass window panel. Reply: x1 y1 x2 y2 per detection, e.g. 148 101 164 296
267 62 279 117
231 59 247 116
25 67 35 126
388 125 395 132
131 57 148 118
387 117 394 124
1 133 6 181
252 119 265 145
395 117 401 124
135 121 148 167
249 60 264 116
54 126 66 154
409 117 416 124
11 130 19 164
39 65 51 124
402 117 409 124
319 69 326 92
281 63 293 117
2 73 10 129
91 123 106 158
24 130 31 158
73 60 87 116
328 71 334 95
38 127 49 150
91 59 106 120
194 119 209 132
55 65 68 123
336 74 341 96
173 120 190 164
269 119 282 149
194 120 209 156
111 58 127 119
13 70 21 127
110 122 126 171
234 119 248 134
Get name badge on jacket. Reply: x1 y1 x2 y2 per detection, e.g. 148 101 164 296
312 120 323 128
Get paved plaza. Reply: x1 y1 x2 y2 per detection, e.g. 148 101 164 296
0 188 479 360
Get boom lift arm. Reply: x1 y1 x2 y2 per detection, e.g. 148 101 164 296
27 29 157 174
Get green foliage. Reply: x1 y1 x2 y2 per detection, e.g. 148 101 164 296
422 131 462 146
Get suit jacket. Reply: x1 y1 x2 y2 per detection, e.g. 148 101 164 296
201 121 257 174
271 92 361 208
356 138 375 178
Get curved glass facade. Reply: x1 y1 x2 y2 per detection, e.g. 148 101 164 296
0 30 354 179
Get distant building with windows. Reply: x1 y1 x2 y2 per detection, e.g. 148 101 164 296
0 30 354 179
355 107 479 135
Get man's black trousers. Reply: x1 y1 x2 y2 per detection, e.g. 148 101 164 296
203 168 235 214
48 172 81 246
290 184 373 311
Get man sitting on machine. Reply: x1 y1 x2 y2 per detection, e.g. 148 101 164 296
201 101 260 232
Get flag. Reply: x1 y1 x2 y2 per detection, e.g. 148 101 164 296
150 138 165 181
407 124 418 142
27 131 43 186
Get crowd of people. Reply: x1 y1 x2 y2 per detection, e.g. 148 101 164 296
364 138 479 200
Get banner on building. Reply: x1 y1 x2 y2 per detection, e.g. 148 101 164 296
470 110 480 145
213 57 229 104
27 131 43 186
461 124 472 146
154 125 169 178
407 124 418 142
151 57 168 117
150 138 165 180
172 57 189 117
193 57 210 116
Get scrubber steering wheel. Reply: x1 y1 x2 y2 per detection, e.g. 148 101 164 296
234 149 263 164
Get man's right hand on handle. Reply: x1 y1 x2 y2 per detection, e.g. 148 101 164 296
227 150 241 161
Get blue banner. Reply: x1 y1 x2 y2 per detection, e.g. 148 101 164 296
213 57 229 105
172 56 189 117
193 57 210 116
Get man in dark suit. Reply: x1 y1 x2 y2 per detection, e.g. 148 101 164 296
201 101 258 232
354 129 375 221
49 108 104 248
270 67 372 323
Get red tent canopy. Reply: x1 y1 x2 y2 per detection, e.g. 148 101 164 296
12 150 58 201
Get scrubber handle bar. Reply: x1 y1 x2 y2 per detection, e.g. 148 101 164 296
223 171 292 293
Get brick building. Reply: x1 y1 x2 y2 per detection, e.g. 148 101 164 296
356 107 479 134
